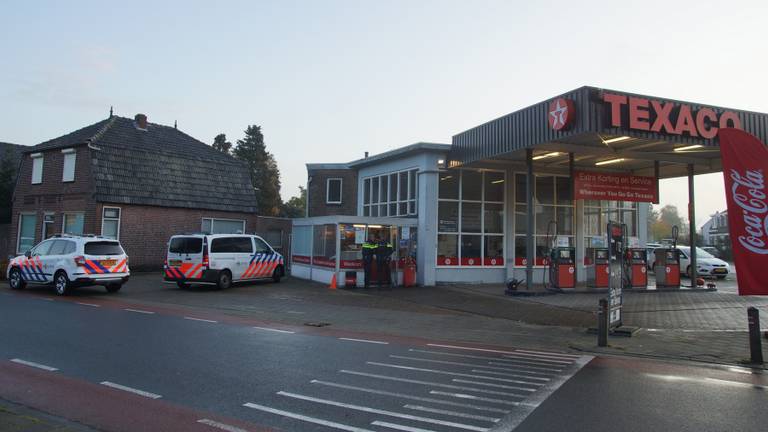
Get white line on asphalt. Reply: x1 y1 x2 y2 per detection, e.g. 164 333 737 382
340 370 529 398
407 350 562 373
76 302 101 307
428 391 520 406
644 373 768 390
287 310 305 314
487 361 562 371
252 326 295 334
403 405 500 422
471 369 550 381
339 337 389 345
124 308 155 315
184 317 219 323
452 379 536 392
428 343 576 359
277 391 489 432
512 349 582 359
371 421 438 432
10 358 58 371
500 354 573 365
244 402 374 432
310 380 511 414
367 361 544 386
392 354 561 374
197 419 250 432
100 381 162 399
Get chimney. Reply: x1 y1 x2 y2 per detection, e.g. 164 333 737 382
364 151 369 158
134 113 148 130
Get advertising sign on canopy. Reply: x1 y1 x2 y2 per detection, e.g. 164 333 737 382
574 171 658 203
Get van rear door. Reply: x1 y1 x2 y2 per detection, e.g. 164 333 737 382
167 236 204 280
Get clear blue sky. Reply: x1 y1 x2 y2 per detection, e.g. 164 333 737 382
2 0 766 226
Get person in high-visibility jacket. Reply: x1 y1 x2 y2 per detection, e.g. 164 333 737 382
361 235 378 288
375 237 394 288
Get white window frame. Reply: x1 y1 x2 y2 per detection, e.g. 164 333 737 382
361 168 419 217
201 217 246 235
17 212 37 254
326 178 343 204
101 206 122 240
31 153 43 184
61 148 76 182
62 212 85 235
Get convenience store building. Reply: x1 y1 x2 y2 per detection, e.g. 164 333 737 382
293 86 768 287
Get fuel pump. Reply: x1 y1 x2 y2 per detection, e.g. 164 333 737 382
549 240 576 290
654 225 681 289
623 248 648 289
587 248 610 289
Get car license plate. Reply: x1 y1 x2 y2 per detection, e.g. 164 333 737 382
713 268 726 274
169 259 182 267
100 260 116 267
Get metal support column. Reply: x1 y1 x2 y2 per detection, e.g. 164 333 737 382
688 164 697 283
526 149 534 289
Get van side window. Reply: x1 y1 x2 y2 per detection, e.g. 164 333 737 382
254 238 271 254
211 237 253 253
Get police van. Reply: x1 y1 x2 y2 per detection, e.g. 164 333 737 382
6 234 130 295
164 234 284 289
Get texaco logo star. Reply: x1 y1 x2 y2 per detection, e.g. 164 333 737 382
548 98 574 131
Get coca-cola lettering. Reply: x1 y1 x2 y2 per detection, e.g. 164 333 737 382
603 93 742 138
730 169 768 255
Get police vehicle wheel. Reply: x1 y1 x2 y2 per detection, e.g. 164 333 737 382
8 268 25 290
216 270 232 290
176 281 189 289
106 283 122 293
272 267 282 283
54 271 70 296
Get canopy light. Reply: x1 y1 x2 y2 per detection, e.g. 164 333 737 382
437 159 445 164
440 175 453 180
595 158 626 166
674 144 704 152
603 136 631 144
532 152 562 160
491 179 505 184
367 225 383 228
353 224 367 228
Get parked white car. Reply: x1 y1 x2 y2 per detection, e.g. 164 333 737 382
677 246 730 279
6 235 130 295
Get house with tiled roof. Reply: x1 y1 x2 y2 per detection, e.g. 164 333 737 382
9 114 290 269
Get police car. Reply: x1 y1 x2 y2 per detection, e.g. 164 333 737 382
164 234 284 289
6 234 130 295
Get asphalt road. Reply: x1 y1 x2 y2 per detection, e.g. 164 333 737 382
1 289 766 432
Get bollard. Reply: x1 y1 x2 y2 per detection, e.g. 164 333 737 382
598 299 608 347
747 307 764 364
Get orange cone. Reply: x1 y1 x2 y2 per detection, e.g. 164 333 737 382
329 273 337 290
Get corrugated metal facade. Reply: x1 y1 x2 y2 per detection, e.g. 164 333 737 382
450 86 768 165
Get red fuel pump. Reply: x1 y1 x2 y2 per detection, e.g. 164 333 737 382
549 247 576 289
654 248 681 289
623 248 648 289
587 248 610 289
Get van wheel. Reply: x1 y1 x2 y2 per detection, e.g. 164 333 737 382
272 266 282 283
216 270 232 290
54 271 70 296
8 268 26 290
106 283 122 293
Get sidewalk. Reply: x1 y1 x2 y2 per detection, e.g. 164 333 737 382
0 398 99 432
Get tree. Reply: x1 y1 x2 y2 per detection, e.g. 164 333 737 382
281 185 306 218
212 133 232 155
0 146 17 224
232 125 282 216
649 204 690 244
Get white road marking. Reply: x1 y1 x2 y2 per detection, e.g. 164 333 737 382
340 370 528 398
408 350 562 372
452 379 536 392
645 373 768 390
252 326 295 334
367 361 544 386
500 354 572 365
427 344 576 360
244 402 374 432
124 308 155 315
471 369 550 381
287 310 305 314
40 298 54 301
311 380 511 414
392 354 560 374
487 360 561 371
184 317 219 323
197 419 250 432
429 391 520 406
371 421 437 432
277 391 489 432
100 381 162 399
76 302 101 307
10 358 58 371
339 337 389 345
512 349 582 359
403 405 500 422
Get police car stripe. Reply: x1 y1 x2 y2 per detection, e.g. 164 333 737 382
92 261 111 274
81 260 98 274
250 254 266 278
258 255 273 277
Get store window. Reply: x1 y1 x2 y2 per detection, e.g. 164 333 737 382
584 200 638 248
437 169 505 266
362 168 418 217
62 213 84 235
513 174 573 266
326 178 342 204
202 218 245 234
340 224 363 269
292 225 312 264
101 207 120 240
312 224 336 268
17 214 37 253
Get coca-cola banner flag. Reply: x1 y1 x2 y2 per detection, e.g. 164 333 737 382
718 128 768 295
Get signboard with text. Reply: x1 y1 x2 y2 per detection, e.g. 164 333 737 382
574 170 658 203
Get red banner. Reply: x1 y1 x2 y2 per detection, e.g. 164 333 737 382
574 171 658 203
718 128 768 295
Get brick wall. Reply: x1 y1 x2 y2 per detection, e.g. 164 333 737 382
307 168 358 217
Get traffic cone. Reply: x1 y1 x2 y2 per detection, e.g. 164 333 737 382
329 273 337 290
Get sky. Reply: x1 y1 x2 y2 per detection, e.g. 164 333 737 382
1 0 766 227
